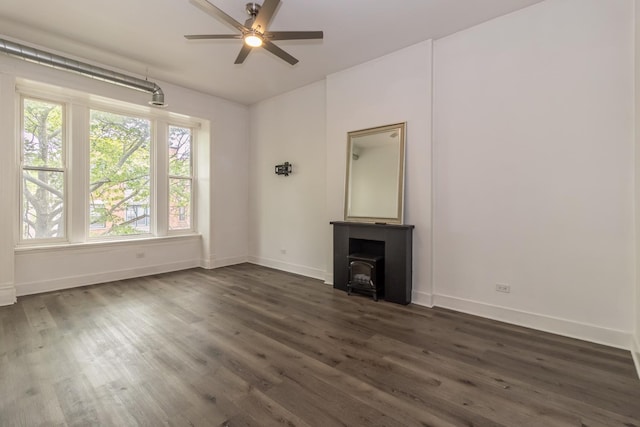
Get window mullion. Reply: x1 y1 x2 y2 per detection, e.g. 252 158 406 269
23 166 65 173
68 104 88 244
154 121 169 236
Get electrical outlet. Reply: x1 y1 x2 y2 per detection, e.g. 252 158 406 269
496 283 511 293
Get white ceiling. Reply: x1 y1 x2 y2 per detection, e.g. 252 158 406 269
0 0 545 105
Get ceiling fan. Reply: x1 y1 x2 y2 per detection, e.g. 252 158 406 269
185 0 323 65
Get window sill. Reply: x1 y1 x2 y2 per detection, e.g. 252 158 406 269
15 233 202 255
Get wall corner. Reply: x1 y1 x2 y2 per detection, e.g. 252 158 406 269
633 335 640 380
0 283 17 306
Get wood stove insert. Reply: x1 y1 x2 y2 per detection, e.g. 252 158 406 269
347 253 384 301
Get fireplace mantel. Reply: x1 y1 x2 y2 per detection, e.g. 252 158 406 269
330 221 414 305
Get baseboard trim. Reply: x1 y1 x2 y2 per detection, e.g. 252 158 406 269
199 255 249 269
632 336 640 380
200 256 213 269
248 256 325 281
412 290 433 307
324 272 333 286
433 294 631 350
213 256 249 268
16 260 200 297
0 283 17 306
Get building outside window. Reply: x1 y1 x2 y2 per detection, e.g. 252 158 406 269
168 125 193 231
125 204 150 229
89 109 151 237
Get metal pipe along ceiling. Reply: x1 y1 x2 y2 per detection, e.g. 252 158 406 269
0 37 167 107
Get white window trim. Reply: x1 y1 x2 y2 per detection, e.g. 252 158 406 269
14 233 202 255
18 95 69 245
15 79 202 249
167 124 196 234
87 106 155 240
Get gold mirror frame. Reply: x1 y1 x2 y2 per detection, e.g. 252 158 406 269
344 122 406 224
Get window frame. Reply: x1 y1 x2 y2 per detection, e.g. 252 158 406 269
19 95 68 245
15 81 201 248
88 106 154 240
167 124 195 233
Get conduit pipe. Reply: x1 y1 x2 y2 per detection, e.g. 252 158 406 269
0 37 167 107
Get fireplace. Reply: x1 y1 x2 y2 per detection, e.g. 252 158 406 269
347 253 384 301
331 221 414 305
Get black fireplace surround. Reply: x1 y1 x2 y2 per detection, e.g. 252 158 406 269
331 221 414 305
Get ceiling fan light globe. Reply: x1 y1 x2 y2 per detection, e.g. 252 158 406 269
244 34 263 47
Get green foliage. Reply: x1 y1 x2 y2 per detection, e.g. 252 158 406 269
89 110 151 237
168 126 193 230
169 125 192 177
22 101 193 238
22 99 65 239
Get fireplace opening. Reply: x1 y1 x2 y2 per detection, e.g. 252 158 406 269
348 238 384 257
347 253 384 301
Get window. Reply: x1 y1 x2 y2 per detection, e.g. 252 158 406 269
125 205 150 229
89 110 151 237
89 202 106 230
168 125 193 231
20 98 66 241
16 83 201 247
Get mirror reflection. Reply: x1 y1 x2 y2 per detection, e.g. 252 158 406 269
345 122 406 224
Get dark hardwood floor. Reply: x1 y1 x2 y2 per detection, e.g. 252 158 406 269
1 264 639 426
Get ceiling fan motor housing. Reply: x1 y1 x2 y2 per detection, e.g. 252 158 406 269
245 3 261 17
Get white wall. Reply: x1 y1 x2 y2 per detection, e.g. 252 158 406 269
0 74 17 305
634 0 640 376
0 48 249 298
248 81 327 279
326 40 433 303
433 0 635 348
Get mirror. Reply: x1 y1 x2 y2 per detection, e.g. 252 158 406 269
345 122 406 224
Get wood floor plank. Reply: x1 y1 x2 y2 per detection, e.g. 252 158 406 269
1 264 639 427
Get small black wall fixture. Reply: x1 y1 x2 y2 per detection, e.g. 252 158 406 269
275 162 292 176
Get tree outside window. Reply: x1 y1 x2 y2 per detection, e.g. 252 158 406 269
89 110 151 237
168 125 193 231
21 98 65 240
18 88 199 245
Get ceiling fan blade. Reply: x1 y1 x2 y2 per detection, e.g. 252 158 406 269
234 44 252 64
261 40 298 65
266 31 323 41
185 34 243 40
189 0 247 32
252 0 280 32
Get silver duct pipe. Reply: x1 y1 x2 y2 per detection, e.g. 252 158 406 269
0 37 167 107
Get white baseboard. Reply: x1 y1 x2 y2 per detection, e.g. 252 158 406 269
211 255 249 269
200 255 248 269
632 335 640 380
412 290 433 307
16 260 200 297
200 255 213 269
433 294 632 350
0 283 17 306
324 272 333 286
248 256 325 281
213 256 249 268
